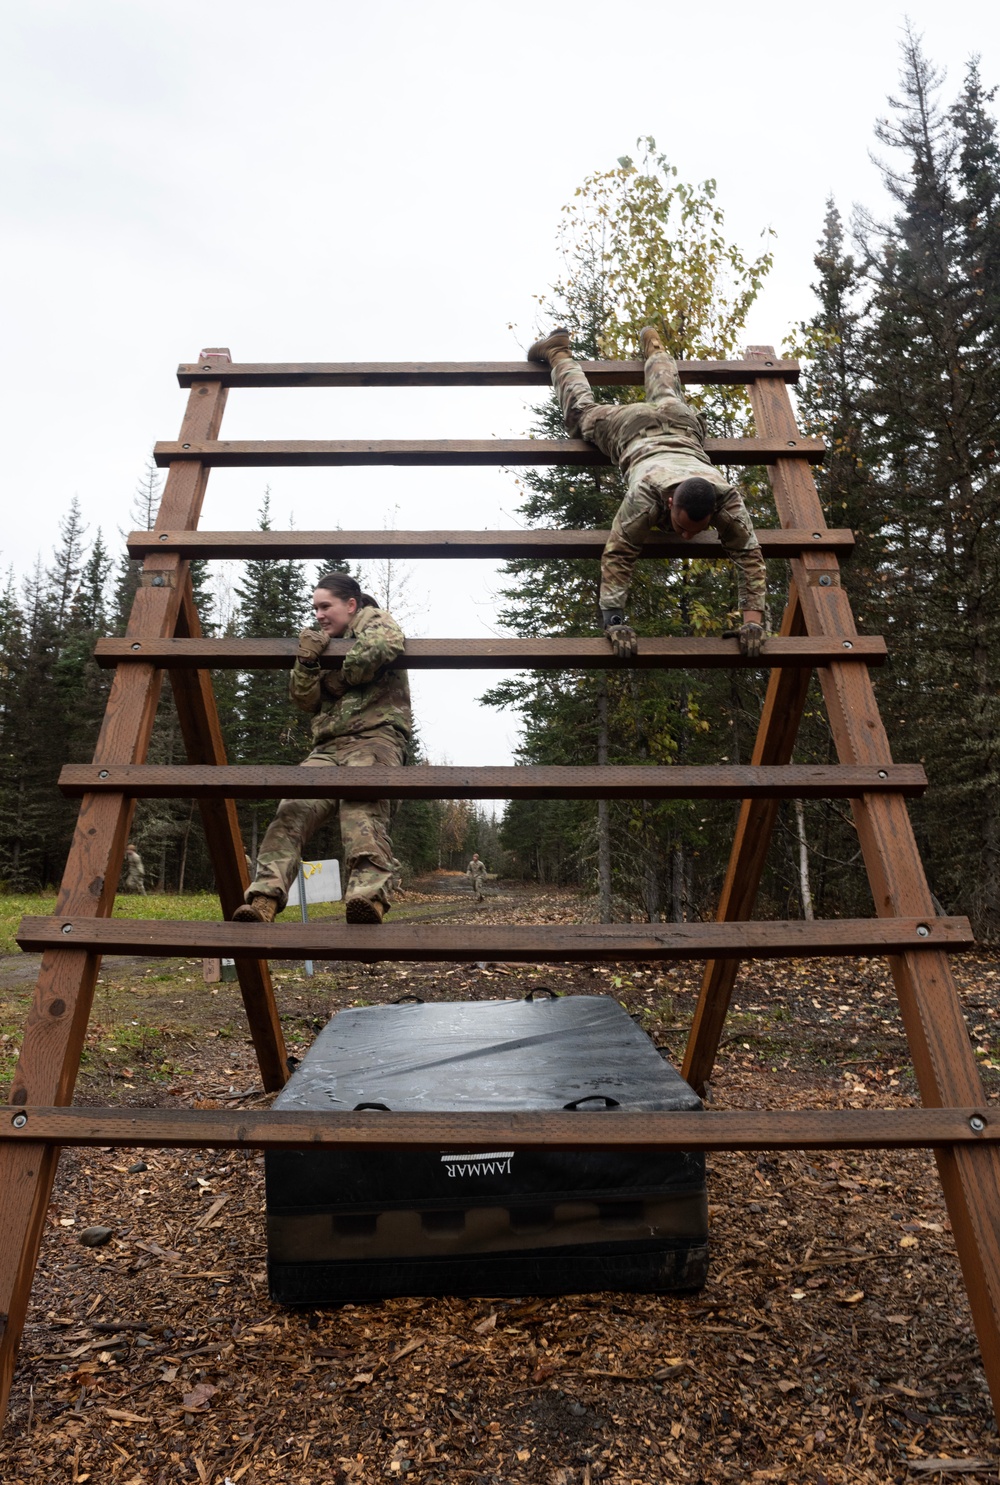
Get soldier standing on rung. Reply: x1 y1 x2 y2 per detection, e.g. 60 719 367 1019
233 572 410 927
527 326 767 660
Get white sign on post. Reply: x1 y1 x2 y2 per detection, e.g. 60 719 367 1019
286 859 342 908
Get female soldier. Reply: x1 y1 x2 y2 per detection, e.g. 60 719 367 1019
233 573 410 926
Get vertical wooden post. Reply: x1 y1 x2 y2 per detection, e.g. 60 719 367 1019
0 352 262 1421
682 584 810 1093
744 346 1000 1420
171 579 288 1089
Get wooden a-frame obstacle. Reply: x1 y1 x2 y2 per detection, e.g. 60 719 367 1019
2 345 1000 1430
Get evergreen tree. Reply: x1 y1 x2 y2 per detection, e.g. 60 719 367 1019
857 37 1000 931
231 493 313 862
0 574 29 886
113 455 162 633
793 35 1000 933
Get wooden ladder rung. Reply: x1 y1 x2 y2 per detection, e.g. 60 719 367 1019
94 635 885 671
17 916 973 961
128 527 854 560
152 436 825 468
0 1105 993 1153
176 357 801 389
59 763 927 800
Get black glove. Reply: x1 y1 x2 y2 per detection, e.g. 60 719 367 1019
723 622 765 660
296 627 328 665
600 607 638 660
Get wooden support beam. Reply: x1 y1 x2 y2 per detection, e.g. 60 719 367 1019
684 585 815 1094
176 357 801 388
169 581 289 1090
17 916 972 961
94 634 886 671
153 436 825 468
744 344 1000 1425
0 360 257 1425
58 762 928 801
0 1105 993 1153
128 526 855 560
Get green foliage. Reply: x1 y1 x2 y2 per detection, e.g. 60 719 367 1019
561 138 774 363
226 491 314 864
489 142 776 917
794 34 1000 935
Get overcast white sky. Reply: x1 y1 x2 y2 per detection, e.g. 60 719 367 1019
2 0 996 767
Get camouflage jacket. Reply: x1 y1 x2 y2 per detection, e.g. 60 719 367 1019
289 605 412 745
467 858 487 878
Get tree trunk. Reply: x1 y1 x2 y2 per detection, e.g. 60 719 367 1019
671 844 685 922
792 798 815 920
177 802 196 894
596 677 612 922
641 800 661 922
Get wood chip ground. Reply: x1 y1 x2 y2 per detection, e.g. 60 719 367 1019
1 879 998 1482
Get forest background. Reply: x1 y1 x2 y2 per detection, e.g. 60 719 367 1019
2 34 999 936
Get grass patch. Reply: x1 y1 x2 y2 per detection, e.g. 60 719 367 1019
0 890 369 956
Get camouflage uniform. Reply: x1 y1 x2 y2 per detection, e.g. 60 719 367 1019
245 606 411 912
551 351 767 615
467 855 487 901
123 846 146 894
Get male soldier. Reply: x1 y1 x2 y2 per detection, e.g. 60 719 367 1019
466 851 487 902
233 573 410 926
527 326 767 659
123 843 146 894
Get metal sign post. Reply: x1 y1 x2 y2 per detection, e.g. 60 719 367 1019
297 863 313 979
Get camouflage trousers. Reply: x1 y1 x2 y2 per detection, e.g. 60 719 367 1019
245 730 406 911
551 348 695 442
551 353 765 615
124 867 146 895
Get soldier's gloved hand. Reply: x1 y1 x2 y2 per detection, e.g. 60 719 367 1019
723 622 765 660
601 608 638 660
739 621 765 660
296 627 328 665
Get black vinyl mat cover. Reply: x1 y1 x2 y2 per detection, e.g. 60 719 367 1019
267 995 704 1213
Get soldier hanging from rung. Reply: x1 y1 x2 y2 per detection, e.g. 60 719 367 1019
527 326 767 660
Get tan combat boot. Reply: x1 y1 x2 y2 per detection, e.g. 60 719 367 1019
527 328 571 365
232 894 279 923
345 896 385 924
639 326 666 358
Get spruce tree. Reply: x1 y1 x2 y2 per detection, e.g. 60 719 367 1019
795 35 1000 932
231 493 313 863
858 36 1000 931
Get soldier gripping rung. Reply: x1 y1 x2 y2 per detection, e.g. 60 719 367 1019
94 635 884 670
175 357 801 389
128 527 854 561
1 1106 993 1154
17 916 972 961
59 763 927 801
152 436 825 468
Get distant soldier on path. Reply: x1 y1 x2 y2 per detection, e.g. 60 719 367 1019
123 843 146 895
527 325 767 660
466 851 488 902
233 573 410 927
